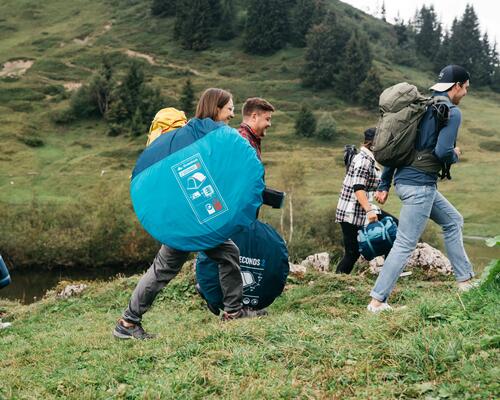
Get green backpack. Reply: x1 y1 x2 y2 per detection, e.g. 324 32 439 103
373 82 449 174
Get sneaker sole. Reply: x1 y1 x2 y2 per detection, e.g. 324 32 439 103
112 329 134 340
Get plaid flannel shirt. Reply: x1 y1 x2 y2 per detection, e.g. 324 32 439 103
335 147 381 226
238 123 262 159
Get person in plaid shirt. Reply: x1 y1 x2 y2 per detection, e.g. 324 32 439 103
237 98 275 160
335 128 398 274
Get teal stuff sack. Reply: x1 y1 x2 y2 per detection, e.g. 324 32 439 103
358 216 397 261
196 220 289 311
0 255 11 289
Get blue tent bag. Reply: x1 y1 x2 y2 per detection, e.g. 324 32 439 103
196 221 289 310
0 255 11 289
358 216 397 261
131 118 265 251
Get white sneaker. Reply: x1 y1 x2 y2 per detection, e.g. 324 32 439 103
367 302 393 313
457 280 480 292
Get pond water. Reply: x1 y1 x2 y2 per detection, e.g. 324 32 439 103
0 239 498 304
0 264 147 304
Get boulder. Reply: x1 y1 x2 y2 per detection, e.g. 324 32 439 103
288 262 307 278
366 243 452 276
301 252 330 273
56 283 88 299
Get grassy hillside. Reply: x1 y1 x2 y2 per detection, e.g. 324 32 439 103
0 266 499 399
0 0 499 267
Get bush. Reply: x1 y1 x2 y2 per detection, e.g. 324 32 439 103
51 108 76 124
316 113 337 141
17 135 45 147
479 141 500 152
294 105 316 137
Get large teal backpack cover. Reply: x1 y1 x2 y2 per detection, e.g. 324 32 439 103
131 118 265 251
196 221 289 310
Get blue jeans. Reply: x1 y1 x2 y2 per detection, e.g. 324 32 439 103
370 184 474 302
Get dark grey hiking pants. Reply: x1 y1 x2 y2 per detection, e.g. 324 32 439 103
123 240 242 323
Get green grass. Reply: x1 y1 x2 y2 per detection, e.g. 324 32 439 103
0 268 498 399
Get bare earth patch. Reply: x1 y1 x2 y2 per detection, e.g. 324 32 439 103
63 82 82 91
123 49 204 76
0 60 34 78
125 49 157 65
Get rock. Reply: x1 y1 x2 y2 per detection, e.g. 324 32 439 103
289 262 306 278
368 256 385 274
56 284 87 299
365 243 452 276
406 242 452 275
301 252 330 273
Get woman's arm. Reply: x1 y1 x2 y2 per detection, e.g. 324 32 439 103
354 188 378 223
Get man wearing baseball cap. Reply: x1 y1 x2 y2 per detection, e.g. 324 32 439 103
368 65 476 312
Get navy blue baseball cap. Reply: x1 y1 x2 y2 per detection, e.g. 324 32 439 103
430 65 470 92
364 127 376 141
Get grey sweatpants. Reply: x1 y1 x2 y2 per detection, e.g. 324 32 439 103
123 240 242 323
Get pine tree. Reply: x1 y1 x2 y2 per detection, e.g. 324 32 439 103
120 61 146 116
243 0 290 54
289 0 325 47
433 30 451 72
336 30 373 99
179 79 195 117
414 5 441 60
390 16 417 66
106 62 164 136
208 0 222 26
301 12 352 89
448 5 485 84
380 1 387 22
216 0 236 40
174 0 212 50
358 67 383 110
151 0 177 17
294 105 316 137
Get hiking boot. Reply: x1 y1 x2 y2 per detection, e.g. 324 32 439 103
195 283 220 316
112 319 156 340
457 280 480 292
221 307 268 321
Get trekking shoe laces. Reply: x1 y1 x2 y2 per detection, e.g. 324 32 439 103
221 307 268 321
195 283 221 316
113 319 156 340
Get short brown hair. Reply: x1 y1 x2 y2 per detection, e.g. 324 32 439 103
242 97 275 117
195 88 233 120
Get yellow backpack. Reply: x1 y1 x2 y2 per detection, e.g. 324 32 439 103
146 108 187 147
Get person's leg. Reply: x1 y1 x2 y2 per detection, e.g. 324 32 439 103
429 191 474 282
336 222 361 274
204 239 242 313
370 185 436 304
123 245 190 324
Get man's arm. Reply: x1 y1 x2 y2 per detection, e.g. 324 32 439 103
375 166 395 205
434 107 461 164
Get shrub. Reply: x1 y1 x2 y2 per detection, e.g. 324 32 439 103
17 135 45 147
479 141 500 152
294 105 316 137
316 113 337 141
